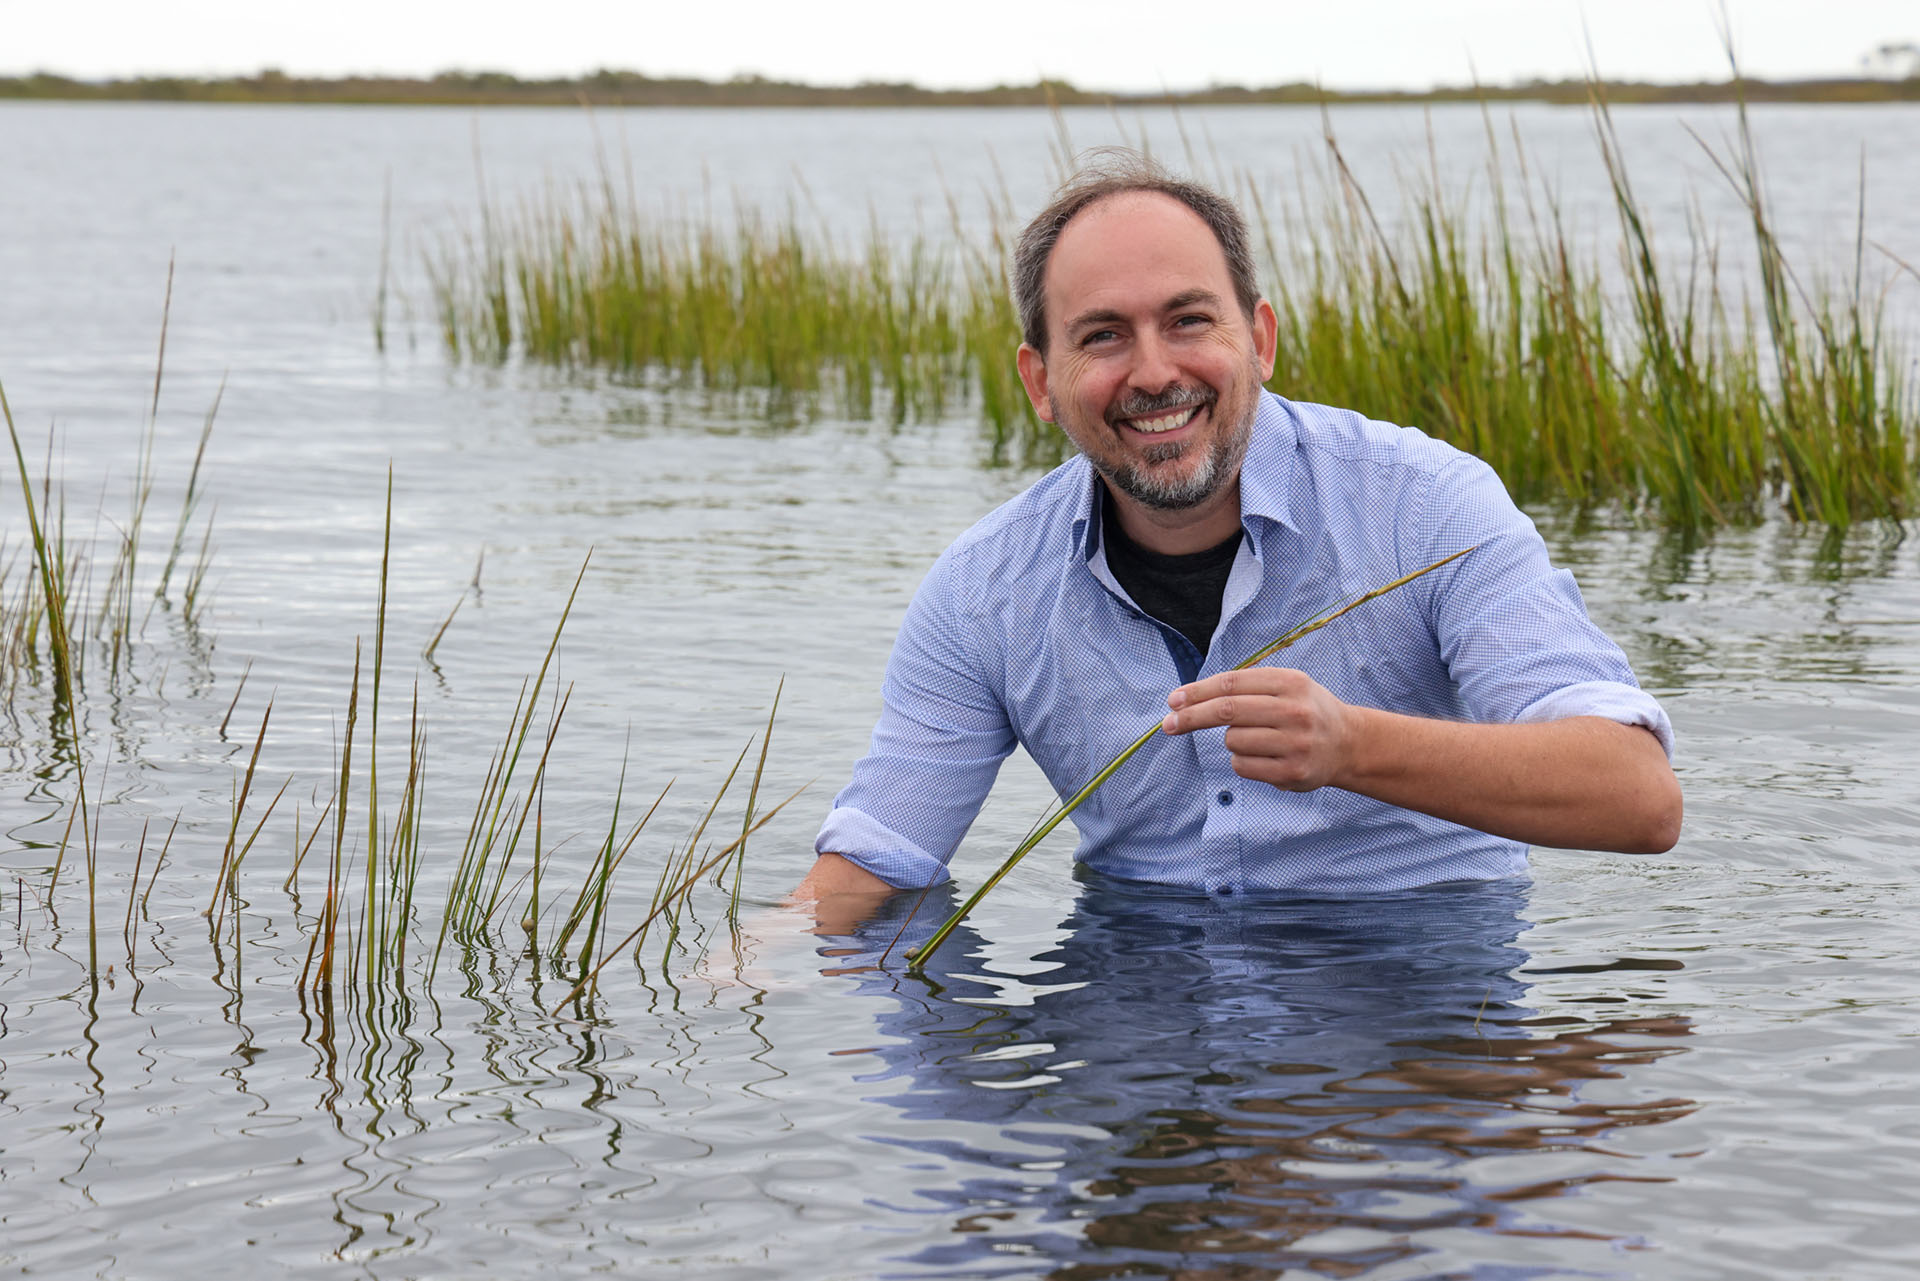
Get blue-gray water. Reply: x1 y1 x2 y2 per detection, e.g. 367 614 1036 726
1 101 1918 1278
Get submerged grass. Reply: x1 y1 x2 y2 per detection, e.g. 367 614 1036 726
430 93 1917 528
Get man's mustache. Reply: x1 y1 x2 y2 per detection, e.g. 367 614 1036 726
1108 384 1214 423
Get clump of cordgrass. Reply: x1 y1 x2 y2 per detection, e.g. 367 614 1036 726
903 546 1475 974
424 150 1058 460
1264 90 1914 530
429 92 1917 528
2 387 797 1024
0 276 221 707
234 495 801 1034
3 293 218 980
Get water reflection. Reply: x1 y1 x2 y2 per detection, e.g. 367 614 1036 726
826 875 1696 1279
1535 516 1920 697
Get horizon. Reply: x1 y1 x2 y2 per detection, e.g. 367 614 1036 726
6 0 1916 95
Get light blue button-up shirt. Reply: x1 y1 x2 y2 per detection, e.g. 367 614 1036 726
817 392 1672 893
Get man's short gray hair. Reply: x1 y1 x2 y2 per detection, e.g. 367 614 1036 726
1012 149 1262 355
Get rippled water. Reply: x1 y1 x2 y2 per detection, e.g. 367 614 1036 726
2 102 1919 1278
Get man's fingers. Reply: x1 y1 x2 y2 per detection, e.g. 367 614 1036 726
1164 695 1250 734
1229 751 1318 790
1162 676 1310 735
1223 726 1296 757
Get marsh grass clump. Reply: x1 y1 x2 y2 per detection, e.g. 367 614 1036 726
431 95 1917 528
429 185 989 428
0 275 219 708
1262 97 1916 529
5 385 798 1023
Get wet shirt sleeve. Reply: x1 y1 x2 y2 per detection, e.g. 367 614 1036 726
814 550 1017 887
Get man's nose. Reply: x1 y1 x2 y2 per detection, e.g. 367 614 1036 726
1126 328 1180 393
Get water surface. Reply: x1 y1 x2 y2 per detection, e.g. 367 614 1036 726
1 102 1918 1278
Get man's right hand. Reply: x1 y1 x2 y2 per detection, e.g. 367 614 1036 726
790 853 898 934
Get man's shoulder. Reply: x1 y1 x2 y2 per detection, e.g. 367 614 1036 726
1275 395 1481 483
940 454 1092 568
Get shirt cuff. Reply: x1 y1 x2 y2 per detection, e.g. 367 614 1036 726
814 807 954 889
1515 680 1675 759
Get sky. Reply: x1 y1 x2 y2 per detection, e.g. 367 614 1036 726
4 0 1917 92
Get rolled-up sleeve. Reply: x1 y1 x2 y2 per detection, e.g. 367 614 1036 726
1410 454 1674 758
815 550 1017 887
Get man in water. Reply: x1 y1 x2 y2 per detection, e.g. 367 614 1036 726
795 153 1681 915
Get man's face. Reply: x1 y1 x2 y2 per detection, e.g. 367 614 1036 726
1015 193 1278 514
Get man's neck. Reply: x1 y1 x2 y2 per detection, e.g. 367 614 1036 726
1103 478 1244 556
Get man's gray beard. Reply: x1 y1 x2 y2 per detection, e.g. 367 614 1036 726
1059 385 1256 511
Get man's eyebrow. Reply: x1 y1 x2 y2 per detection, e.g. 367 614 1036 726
1164 288 1226 312
1063 306 1127 334
1063 290 1228 334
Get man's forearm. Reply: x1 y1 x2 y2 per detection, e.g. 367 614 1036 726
1162 669 1682 854
1336 710 1681 853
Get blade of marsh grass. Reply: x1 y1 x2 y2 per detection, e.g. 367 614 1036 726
152 373 222 606
2 381 80 710
307 640 360 992
215 775 293 928
729 678 782 922
138 812 179 918
49 763 84 894
477 684 572 928
421 589 464 662
207 700 272 919
218 661 251 738
550 783 807 1013
123 816 150 952
374 168 392 352
361 471 392 996
683 740 752 900
101 257 173 672
284 792 335 893
904 546 1477 974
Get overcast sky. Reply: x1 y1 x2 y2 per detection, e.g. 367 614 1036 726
5 0 1916 91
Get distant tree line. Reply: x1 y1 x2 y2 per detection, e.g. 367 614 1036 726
3 67 1918 107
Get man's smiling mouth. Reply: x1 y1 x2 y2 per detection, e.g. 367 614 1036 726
1120 405 1201 434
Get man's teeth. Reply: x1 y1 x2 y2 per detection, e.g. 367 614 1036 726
1127 406 1199 434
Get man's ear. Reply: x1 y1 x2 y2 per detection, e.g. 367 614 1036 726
1015 343 1055 422
1252 298 1279 381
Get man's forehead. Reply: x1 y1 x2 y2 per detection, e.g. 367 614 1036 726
1054 189 1217 252
1046 192 1231 307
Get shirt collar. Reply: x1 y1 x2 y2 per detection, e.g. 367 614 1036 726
1235 391 1297 535
1069 389 1299 562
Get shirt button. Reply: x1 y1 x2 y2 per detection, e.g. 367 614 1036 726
1217 790 1234 805
1216 884 1235 896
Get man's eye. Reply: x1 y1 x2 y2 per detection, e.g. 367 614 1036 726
1174 314 1210 328
1082 329 1119 346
